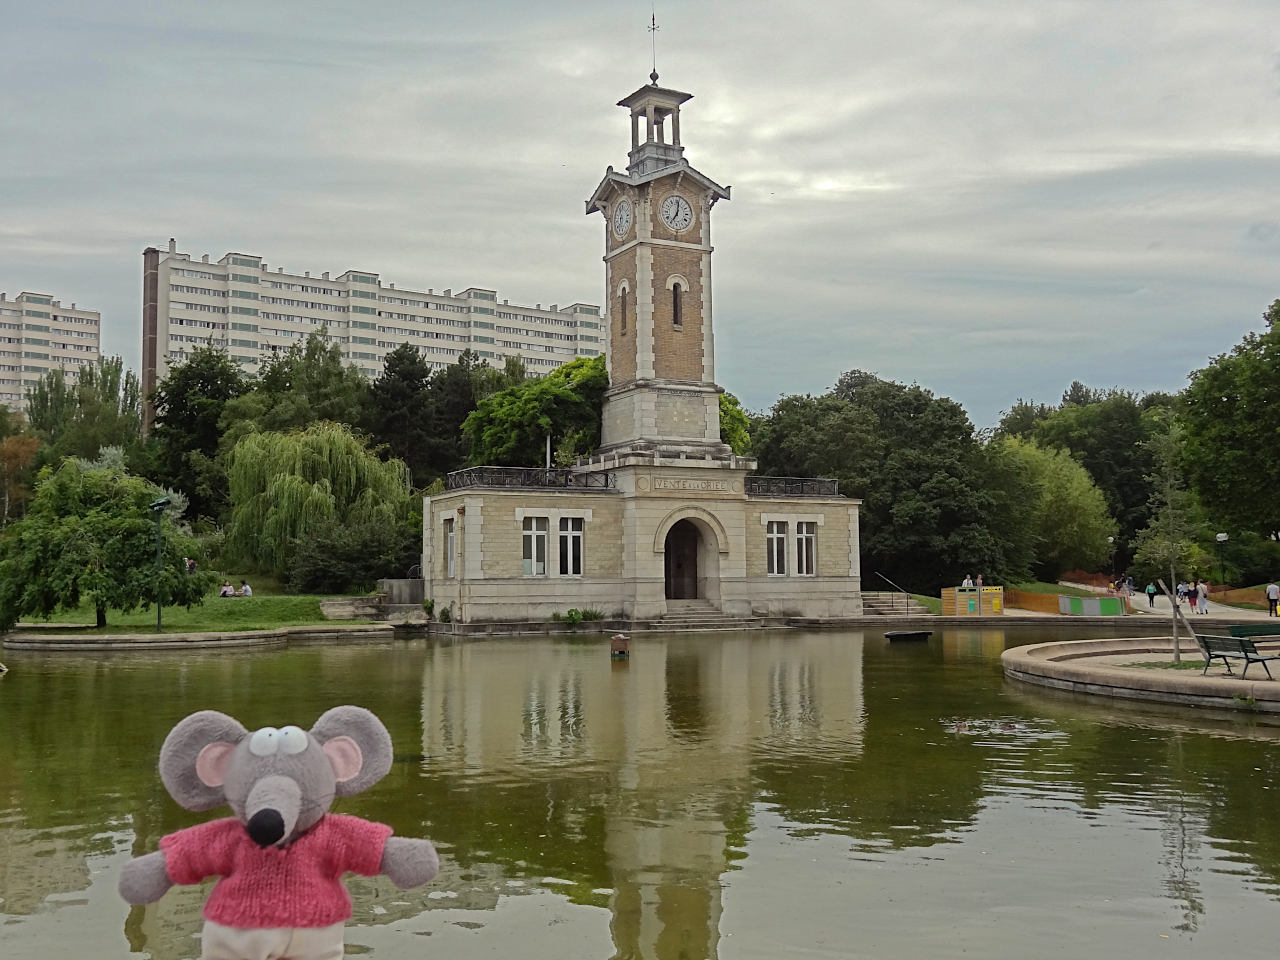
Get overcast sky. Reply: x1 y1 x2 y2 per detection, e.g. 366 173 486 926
2 0 1278 427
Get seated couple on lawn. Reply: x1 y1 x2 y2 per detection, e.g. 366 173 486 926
218 580 253 598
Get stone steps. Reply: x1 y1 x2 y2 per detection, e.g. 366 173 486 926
860 591 932 616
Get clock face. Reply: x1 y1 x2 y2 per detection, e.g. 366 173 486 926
660 195 693 231
612 199 633 238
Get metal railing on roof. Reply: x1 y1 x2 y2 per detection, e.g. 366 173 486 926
446 466 615 491
745 476 839 497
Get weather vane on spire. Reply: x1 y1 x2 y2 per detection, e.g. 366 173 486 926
648 5 660 84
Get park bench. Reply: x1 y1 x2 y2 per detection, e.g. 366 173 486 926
1194 634 1280 679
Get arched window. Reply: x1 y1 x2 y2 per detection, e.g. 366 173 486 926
672 282 683 327
619 289 628 335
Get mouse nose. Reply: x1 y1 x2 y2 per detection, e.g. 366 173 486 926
247 808 285 847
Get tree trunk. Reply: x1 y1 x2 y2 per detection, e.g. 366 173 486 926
96 605 106 629
1169 562 1180 664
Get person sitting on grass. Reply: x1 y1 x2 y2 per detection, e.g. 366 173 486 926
237 580 253 597
219 581 235 598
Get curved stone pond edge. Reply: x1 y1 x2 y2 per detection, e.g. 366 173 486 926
1002 637 1280 714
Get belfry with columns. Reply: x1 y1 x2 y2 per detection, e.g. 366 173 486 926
422 75 862 623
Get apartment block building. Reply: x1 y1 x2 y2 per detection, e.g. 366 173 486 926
0 291 101 411
141 240 603 400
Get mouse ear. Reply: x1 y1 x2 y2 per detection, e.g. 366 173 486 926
159 711 248 811
310 706 392 796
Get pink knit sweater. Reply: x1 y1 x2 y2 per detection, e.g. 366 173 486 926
160 814 393 928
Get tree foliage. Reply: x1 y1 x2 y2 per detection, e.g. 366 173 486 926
463 355 609 466
223 421 414 579
25 356 142 465
1180 300 1280 538
0 461 214 628
361 342 436 487
148 344 248 521
1030 388 1155 567
996 437 1117 579
719 392 751 455
289 518 421 594
219 332 369 449
754 371 1014 592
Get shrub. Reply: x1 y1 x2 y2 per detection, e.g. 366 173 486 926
580 608 604 621
288 519 419 594
422 598 434 620
565 608 584 626
438 606 452 623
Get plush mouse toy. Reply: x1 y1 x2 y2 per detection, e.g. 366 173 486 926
119 705 438 960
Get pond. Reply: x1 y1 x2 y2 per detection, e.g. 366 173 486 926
3 624 1280 959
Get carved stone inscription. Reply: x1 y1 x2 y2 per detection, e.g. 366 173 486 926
654 478 729 492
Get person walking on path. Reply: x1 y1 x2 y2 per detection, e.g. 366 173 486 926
1187 581 1198 614
1146 582 1157 608
1197 580 1210 614
1267 581 1279 618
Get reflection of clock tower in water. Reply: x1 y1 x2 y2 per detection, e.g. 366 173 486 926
586 72 739 460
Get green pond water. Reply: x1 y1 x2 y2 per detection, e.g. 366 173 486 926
3 624 1280 959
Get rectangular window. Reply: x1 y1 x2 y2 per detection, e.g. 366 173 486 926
23 295 52 305
231 306 259 316
23 309 50 319
522 517 548 576
559 517 583 576
443 519 456 577
229 256 260 267
796 522 817 576
231 290 259 300
230 273 259 284
767 521 787 576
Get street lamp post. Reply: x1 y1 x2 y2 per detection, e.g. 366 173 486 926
1215 532 1229 586
151 497 170 632
1107 536 1115 580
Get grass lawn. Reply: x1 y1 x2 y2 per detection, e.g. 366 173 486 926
910 593 943 615
20 592 361 634
1010 581 1101 598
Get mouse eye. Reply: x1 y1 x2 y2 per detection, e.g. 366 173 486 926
278 726 308 755
249 727 280 756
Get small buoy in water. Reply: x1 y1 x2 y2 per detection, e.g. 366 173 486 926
0 662 7 675
610 634 630 658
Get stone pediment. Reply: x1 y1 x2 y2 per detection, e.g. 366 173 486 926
585 162 731 215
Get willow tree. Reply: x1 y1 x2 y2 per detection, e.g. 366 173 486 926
224 421 414 579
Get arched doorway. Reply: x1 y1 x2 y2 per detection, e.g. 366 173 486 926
664 519 700 599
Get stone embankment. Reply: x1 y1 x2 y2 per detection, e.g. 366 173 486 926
1003 636 1280 714
2 623 393 652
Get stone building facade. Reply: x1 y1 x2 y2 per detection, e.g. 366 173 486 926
423 76 862 623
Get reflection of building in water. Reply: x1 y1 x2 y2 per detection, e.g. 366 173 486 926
0 827 90 914
421 632 864 959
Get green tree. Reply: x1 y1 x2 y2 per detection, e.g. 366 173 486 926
147 345 248 521
1032 389 1155 567
223 421 414 579
289 517 421 594
1181 300 1280 538
219 332 369 449
421 349 485 477
463 355 609 466
997 437 1117 579
1131 419 1210 661
753 372 1010 592
0 461 214 629
993 398 1055 440
719 392 751 455
26 356 142 464
362 343 436 487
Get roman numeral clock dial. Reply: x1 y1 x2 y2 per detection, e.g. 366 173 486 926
660 195 693 231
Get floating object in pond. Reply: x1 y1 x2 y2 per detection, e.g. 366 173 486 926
885 630 932 642
610 634 631 658
0 661 7 674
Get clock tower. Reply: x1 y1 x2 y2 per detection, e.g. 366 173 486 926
586 74 737 461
